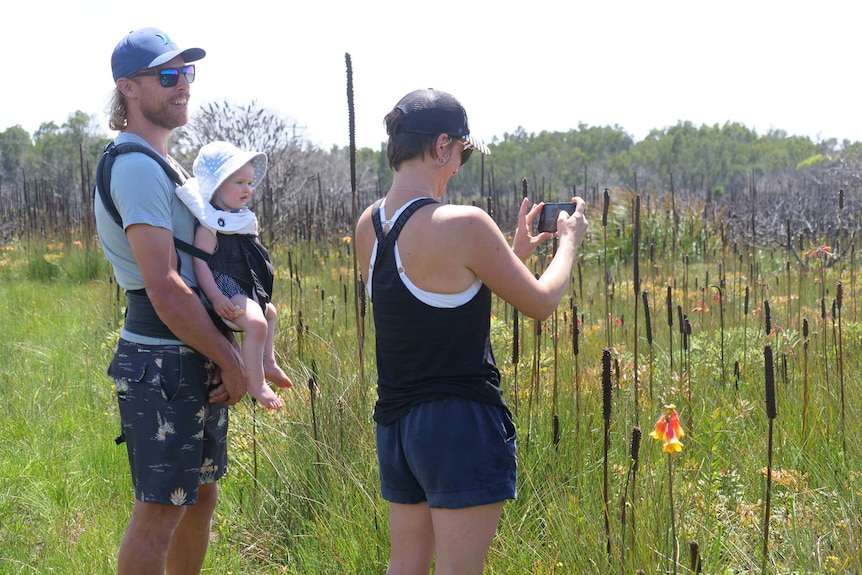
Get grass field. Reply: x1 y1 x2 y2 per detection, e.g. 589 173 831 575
0 212 860 574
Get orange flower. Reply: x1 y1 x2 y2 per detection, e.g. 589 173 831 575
804 245 833 259
649 404 685 453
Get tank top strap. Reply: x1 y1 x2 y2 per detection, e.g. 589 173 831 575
379 197 438 244
371 198 386 241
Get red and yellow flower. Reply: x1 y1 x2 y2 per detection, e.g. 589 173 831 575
649 404 685 453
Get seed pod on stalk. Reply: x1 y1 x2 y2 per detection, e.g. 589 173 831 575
601 347 612 556
643 290 653 346
630 426 642 471
633 195 641 293
666 287 673 327
764 345 777 419
572 304 579 356
602 188 610 228
764 299 772 335
602 348 612 423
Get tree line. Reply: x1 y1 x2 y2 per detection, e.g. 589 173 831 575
1 101 859 248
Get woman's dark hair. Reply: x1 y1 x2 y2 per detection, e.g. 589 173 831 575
384 107 439 170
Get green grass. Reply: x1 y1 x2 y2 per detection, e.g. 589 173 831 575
0 228 860 574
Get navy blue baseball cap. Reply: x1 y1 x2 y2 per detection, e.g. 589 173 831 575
111 27 206 82
391 88 490 155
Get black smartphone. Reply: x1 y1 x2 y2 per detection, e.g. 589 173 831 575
536 202 577 233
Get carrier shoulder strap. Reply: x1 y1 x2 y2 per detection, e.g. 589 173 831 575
95 141 211 262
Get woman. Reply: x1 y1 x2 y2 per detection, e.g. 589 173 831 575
355 88 589 575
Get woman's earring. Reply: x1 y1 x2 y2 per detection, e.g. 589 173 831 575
435 155 446 166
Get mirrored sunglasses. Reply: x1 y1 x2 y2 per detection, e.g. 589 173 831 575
131 65 196 88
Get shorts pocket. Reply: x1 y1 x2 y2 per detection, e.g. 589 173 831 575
108 355 149 426
500 406 517 443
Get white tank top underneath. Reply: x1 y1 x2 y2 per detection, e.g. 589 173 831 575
367 198 482 308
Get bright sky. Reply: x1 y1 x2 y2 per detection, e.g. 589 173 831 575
3 0 861 151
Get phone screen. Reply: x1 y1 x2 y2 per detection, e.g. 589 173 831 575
536 203 576 233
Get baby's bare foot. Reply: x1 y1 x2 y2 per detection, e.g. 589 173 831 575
250 383 283 409
265 363 293 388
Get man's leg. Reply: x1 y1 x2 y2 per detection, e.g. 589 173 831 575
118 500 185 575
166 482 219 575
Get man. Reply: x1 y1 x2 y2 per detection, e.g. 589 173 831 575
94 27 248 574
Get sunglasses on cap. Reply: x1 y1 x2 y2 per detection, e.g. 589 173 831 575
130 65 196 88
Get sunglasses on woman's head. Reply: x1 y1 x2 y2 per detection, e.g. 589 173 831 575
130 65 196 87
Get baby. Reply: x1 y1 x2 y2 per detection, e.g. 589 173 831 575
177 141 292 408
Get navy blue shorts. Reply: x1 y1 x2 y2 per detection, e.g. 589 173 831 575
108 338 229 506
376 397 517 508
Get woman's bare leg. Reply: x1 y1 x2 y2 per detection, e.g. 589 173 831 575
386 502 435 575
430 502 504 575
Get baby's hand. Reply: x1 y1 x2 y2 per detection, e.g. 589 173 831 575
215 299 242 320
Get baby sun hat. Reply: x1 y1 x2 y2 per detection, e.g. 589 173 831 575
193 141 267 203
175 141 266 235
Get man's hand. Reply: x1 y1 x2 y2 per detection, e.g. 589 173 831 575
208 336 248 405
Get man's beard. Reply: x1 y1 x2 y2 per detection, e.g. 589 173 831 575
140 98 188 131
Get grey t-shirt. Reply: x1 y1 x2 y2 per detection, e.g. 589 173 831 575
94 133 198 343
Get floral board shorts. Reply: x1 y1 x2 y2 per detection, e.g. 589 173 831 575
108 338 229 506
